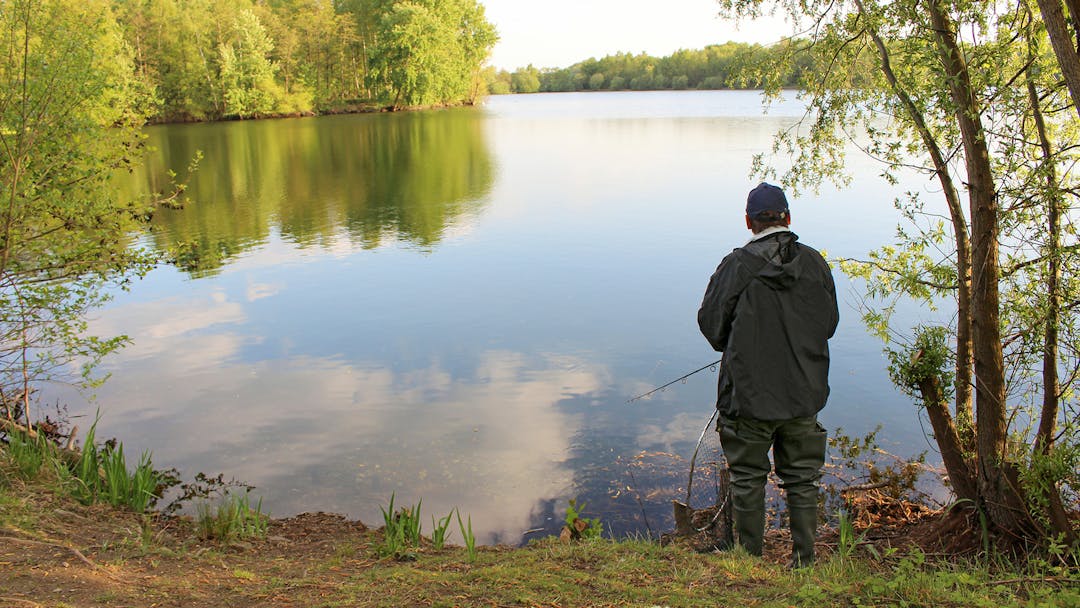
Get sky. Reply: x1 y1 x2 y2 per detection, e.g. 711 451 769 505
481 0 792 71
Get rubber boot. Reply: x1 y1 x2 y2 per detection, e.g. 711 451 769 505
733 508 765 557
788 506 817 568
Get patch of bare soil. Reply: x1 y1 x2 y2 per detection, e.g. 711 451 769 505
1 478 378 607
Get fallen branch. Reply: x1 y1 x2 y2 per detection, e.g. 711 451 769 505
0 417 36 438
840 480 892 494
64 424 78 451
0 536 102 573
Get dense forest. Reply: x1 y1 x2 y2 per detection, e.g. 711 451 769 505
483 41 818 94
112 0 497 122
83 0 819 120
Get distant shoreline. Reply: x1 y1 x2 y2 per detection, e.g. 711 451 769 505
144 100 483 126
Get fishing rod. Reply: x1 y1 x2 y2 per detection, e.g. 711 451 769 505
625 358 722 403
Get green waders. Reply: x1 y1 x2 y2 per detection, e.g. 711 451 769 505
718 414 827 567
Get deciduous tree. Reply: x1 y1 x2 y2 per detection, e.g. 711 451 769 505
218 9 282 118
364 0 496 109
0 0 161 426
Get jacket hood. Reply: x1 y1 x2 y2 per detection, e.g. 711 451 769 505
745 231 802 290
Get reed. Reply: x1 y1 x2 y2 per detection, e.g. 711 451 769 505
68 421 163 513
378 493 424 558
835 509 867 562
456 509 477 563
196 491 268 541
431 510 454 550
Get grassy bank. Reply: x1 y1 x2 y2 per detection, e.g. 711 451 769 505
0 433 1077 607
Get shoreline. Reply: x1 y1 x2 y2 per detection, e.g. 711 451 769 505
143 99 483 126
2 457 1069 607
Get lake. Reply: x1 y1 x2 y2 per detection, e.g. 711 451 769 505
51 90 946 543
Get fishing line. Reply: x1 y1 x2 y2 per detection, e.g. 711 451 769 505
625 359 721 403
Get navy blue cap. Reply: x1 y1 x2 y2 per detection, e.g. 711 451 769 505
746 182 789 219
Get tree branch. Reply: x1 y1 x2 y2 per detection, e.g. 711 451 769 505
838 257 958 290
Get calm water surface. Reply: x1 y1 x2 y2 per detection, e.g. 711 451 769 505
57 91 945 542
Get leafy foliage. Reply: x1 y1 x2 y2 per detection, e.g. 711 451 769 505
560 498 603 541
379 493 423 559
456 508 477 563
886 326 956 403
430 510 454 550
365 0 497 108
159 470 255 516
827 426 928 504
113 0 497 120
218 9 284 118
0 0 157 424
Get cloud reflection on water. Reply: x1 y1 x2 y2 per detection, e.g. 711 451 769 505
81 292 607 544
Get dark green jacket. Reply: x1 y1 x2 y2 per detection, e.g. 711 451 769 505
698 230 838 420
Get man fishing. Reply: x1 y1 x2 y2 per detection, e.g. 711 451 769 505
697 182 838 567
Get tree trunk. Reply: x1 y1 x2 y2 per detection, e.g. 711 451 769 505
1026 43 1078 543
927 0 1030 533
853 0 976 438
1035 0 1080 119
916 365 978 500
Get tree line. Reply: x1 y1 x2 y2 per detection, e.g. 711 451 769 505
113 0 497 122
483 41 817 94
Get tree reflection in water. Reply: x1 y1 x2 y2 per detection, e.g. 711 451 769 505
122 109 493 275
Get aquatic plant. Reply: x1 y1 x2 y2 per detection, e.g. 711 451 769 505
431 510 454 550
379 493 423 558
69 422 164 513
196 491 269 541
456 509 477 563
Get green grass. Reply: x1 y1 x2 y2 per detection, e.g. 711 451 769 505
7 430 54 480
0 481 31 529
338 537 1078 608
345 540 772 607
